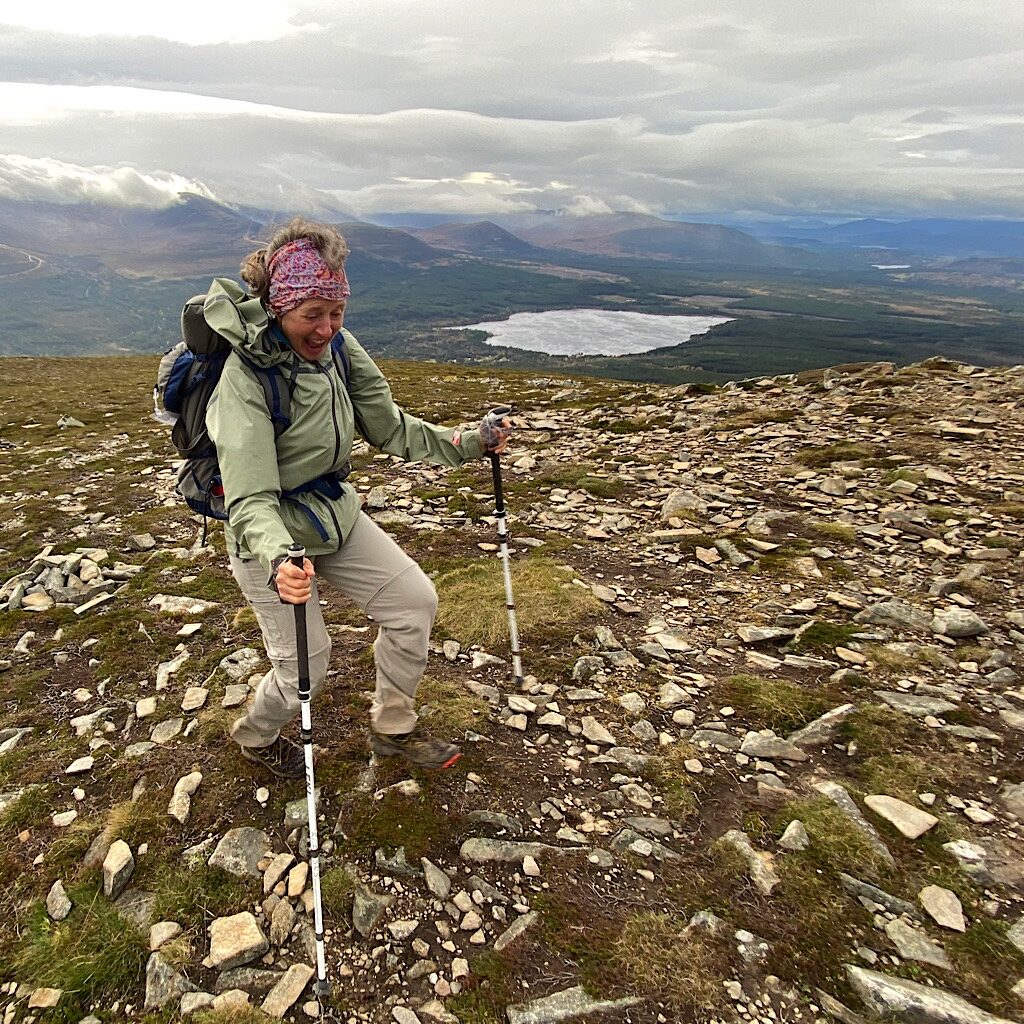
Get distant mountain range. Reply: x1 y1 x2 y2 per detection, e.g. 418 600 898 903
744 217 1024 259
1 191 1021 361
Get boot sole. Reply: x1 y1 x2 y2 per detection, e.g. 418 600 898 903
240 746 305 780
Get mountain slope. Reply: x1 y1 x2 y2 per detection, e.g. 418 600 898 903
506 212 813 265
1 356 1023 1022
408 221 547 260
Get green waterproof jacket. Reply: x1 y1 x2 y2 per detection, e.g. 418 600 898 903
204 278 484 574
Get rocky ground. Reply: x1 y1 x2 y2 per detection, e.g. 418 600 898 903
1 354 1024 1024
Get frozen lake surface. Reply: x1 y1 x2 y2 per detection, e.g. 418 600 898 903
451 308 734 356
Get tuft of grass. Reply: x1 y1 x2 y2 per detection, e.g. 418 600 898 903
858 752 965 803
644 743 704 820
861 643 918 672
719 674 829 734
434 555 601 647
762 857 861 985
320 865 357 918
839 704 925 758
795 442 875 468
789 620 861 653
0 784 51 838
777 797 893 880
946 917 1024 1017
150 862 250 932
193 1009 273 1024
416 676 490 733
99 796 166 853
803 521 858 545
613 912 732 1017
14 885 148 1022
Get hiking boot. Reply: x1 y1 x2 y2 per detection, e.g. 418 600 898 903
369 724 461 771
240 735 305 779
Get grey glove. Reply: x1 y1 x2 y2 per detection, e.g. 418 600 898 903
479 407 513 453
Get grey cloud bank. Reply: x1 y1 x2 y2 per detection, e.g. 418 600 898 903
1 1 1022 218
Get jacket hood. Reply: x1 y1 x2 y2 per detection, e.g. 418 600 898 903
203 278 293 369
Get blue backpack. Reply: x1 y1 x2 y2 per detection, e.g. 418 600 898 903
155 292 351 529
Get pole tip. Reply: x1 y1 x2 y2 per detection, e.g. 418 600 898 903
315 979 332 999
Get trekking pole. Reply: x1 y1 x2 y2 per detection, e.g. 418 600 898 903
484 407 524 689
288 543 331 999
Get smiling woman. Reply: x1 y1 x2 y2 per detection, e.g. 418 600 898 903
202 216 511 782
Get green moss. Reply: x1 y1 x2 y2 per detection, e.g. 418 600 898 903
789 620 861 653
947 917 1024 1017
320 865 357 918
643 745 704 820
839 704 926 758
447 949 524 1024
345 788 457 861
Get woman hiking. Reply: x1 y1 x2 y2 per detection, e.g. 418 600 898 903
204 218 511 780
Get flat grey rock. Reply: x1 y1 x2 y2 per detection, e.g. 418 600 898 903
506 985 643 1024
494 911 540 953
352 882 395 937
875 691 957 718
460 838 585 864
884 919 951 969
465 810 524 835
144 952 196 1010
839 874 921 919
609 828 679 861
846 965 1016 1024
213 967 283 996
740 732 809 762
854 600 931 633
864 795 938 839
221 647 261 680
208 827 271 878
788 703 856 748
421 858 452 900
931 607 988 638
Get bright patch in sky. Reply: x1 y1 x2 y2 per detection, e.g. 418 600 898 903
0 1 308 44
452 309 733 357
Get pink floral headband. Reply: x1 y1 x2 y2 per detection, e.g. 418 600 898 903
266 237 350 317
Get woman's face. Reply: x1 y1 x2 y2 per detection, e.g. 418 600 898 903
279 297 346 361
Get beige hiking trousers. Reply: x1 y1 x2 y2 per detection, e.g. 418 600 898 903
228 512 437 748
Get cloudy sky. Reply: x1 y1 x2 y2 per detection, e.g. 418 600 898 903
1 1 1022 221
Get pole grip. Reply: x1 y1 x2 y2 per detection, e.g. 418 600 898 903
288 544 310 700
485 404 513 427
489 452 506 514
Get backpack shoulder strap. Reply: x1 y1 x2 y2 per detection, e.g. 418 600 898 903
237 352 292 439
331 332 351 391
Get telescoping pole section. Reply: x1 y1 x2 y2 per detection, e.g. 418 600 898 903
485 407 524 689
288 543 331 998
